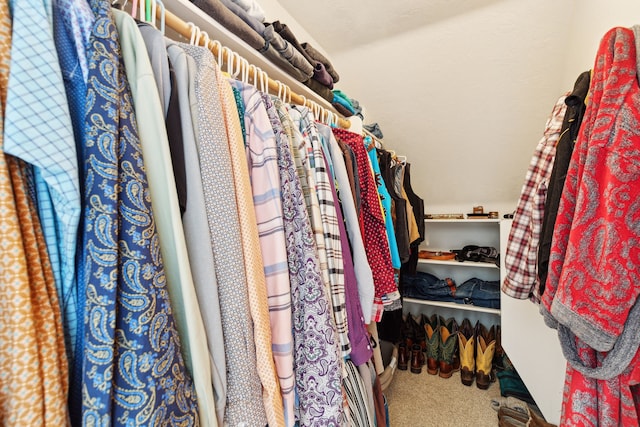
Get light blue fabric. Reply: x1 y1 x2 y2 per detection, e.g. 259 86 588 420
4 0 81 363
365 137 401 269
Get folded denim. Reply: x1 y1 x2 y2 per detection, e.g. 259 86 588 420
401 271 456 302
455 278 500 308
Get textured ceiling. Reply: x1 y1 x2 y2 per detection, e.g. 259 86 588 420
276 0 506 53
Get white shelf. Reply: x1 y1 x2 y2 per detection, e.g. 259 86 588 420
425 218 501 223
417 258 499 269
403 297 501 315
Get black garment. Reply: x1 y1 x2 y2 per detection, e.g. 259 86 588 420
537 70 591 296
400 163 425 275
166 66 187 215
378 149 410 264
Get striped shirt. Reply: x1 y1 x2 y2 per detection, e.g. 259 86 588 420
296 106 351 359
231 80 294 425
503 95 567 301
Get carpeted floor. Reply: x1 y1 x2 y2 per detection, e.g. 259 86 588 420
384 367 501 426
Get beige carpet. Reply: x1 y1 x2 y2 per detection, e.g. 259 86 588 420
384 368 501 426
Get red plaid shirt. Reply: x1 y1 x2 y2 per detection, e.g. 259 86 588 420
502 95 568 301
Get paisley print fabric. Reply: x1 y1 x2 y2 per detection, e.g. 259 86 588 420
273 98 343 427
77 2 198 425
541 27 640 426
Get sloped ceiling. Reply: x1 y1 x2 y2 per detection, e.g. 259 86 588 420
272 0 577 213
276 0 506 53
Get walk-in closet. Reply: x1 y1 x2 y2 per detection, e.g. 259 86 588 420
1 0 639 426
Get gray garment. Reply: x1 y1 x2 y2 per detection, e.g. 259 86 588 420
263 24 314 79
229 0 264 22
541 301 640 381
364 122 384 139
357 362 377 426
317 123 375 324
192 0 308 82
138 22 171 115
219 0 264 36
301 41 340 83
167 41 227 426
178 42 268 427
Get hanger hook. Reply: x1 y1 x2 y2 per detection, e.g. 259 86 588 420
261 69 269 93
211 39 223 67
154 0 166 34
241 58 250 84
187 22 200 46
200 31 211 48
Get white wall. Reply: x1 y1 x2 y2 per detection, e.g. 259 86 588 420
328 0 576 217
561 0 640 89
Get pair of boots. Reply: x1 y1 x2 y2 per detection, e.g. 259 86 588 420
458 319 500 389
423 314 459 378
398 314 426 374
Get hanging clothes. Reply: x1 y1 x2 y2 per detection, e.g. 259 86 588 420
166 41 228 425
272 97 344 426
73 2 199 425
0 4 69 423
322 124 375 324
112 10 217 426
5 0 81 371
332 127 398 323
502 94 567 302
231 80 292 427
177 42 268 426
537 70 590 297
542 27 640 426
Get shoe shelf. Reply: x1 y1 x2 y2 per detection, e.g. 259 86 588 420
417 258 499 269
403 297 500 315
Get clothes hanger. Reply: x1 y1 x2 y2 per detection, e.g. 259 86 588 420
131 0 139 18
261 70 269 94
153 0 165 34
199 31 211 48
185 22 196 45
112 0 128 10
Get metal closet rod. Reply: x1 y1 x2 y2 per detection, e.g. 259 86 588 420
160 6 351 129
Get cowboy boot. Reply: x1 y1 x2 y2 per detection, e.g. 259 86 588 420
423 314 440 375
477 323 497 380
398 342 409 371
476 323 497 390
410 344 423 374
458 318 476 386
438 316 459 379
411 314 427 358
401 314 415 349
439 316 460 371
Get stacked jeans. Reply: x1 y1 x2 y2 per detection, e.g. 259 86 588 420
401 272 500 309
401 271 456 302
455 278 501 309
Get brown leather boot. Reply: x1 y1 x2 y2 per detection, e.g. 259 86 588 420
458 318 475 386
410 344 423 374
438 316 459 379
398 342 409 371
476 323 496 390
476 322 498 388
